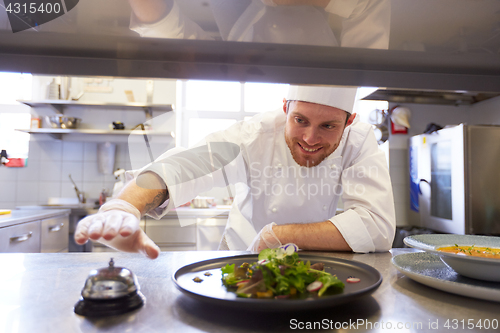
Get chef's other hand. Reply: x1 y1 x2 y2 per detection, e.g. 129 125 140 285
247 222 282 252
74 199 160 259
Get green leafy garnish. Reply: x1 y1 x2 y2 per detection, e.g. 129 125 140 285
317 274 344 296
220 244 345 299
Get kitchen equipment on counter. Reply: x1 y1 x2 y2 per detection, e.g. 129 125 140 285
222 197 234 205
68 174 85 204
74 258 145 317
97 142 116 175
410 124 500 235
0 209 12 215
192 196 216 208
46 115 81 129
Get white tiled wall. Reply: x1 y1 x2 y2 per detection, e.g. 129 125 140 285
0 76 177 210
0 139 134 209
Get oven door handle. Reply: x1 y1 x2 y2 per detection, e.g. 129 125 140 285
418 179 430 195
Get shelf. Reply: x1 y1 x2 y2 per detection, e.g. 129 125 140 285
17 100 174 117
16 128 175 140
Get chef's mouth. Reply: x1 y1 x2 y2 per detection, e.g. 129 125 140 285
298 142 322 154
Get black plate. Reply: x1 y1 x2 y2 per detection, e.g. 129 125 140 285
172 254 382 311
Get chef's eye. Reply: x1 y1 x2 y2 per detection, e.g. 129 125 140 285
323 124 334 129
295 117 306 124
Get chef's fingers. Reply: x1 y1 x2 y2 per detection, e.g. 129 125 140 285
119 214 140 238
74 215 93 244
137 230 160 260
87 215 105 240
101 212 124 241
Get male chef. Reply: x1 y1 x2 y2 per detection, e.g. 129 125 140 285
74 85 396 259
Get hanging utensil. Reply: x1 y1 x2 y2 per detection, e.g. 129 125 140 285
69 174 85 203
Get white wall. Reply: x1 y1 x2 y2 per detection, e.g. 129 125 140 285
0 76 176 209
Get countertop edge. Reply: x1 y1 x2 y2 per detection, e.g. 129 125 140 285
0 209 71 228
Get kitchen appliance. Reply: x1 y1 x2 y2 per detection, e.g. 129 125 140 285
74 258 145 317
191 196 216 208
68 174 85 204
97 142 116 175
409 124 500 235
46 115 81 129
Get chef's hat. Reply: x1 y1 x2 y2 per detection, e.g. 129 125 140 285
287 85 358 114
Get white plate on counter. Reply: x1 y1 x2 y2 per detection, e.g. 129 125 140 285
392 252 500 302
404 234 500 282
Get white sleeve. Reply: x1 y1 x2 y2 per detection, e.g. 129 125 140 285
330 124 396 252
137 122 251 219
332 0 391 50
130 1 212 40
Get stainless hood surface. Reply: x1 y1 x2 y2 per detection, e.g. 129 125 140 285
1 0 500 91
362 89 500 106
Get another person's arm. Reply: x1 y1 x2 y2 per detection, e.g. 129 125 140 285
128 0 212 39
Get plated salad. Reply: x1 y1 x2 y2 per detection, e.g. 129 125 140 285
221 244 345 299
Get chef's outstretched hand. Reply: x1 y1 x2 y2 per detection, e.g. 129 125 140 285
247 222 282 252
74 199 160 259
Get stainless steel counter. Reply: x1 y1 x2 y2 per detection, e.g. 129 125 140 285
0 209 70 228
1 249 499 333
166 207 230 218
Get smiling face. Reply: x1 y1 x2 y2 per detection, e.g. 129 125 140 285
284 100 355 167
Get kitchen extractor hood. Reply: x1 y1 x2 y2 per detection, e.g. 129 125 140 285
362 89 500 106
1 0 500 92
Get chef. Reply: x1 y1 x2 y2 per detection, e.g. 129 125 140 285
128 0 391 49
75 85 396 259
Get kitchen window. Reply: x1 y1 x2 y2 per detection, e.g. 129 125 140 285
0 72 33 161
177 80 289 148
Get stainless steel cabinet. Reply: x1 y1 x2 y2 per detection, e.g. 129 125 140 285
40 216 69 253
0 221 41 253
145 218 197 251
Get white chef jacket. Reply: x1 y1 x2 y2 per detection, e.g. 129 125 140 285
129 0 390 49
138 110 396 253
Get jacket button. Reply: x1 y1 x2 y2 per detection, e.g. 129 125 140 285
330 164 336 169
275 164 282 169
272 208 277 213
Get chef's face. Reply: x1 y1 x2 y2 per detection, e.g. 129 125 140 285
284 100 355 167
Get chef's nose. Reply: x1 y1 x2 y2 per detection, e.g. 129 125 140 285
303 127 321 146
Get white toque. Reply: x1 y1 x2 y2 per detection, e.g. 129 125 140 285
287 85 358 114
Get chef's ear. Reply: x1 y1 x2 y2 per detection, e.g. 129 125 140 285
283 98 288 114
346 112 356 127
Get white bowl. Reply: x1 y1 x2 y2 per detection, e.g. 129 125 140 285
404 234 500 282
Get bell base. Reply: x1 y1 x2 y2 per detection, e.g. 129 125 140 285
74 291 145 317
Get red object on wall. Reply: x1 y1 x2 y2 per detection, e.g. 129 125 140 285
5 158 25 167
391 119 408 134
